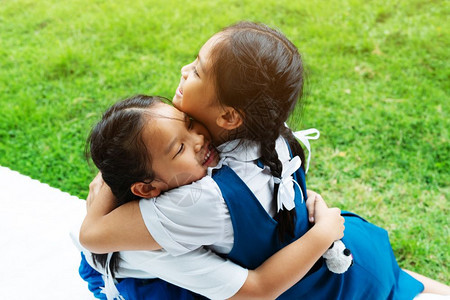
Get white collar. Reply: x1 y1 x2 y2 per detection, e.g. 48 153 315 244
216 136 290 162
216 139 261 162
206 139 263 177
206 139 258 177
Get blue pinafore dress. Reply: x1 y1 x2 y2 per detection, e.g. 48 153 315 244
78 252 205 299
211 142 424 300
79 136 424 299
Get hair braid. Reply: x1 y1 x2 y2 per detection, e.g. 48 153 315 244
209 21 304 240
253 110 298 240
259 124 297 240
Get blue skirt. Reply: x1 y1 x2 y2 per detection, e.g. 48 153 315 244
281 212 424 299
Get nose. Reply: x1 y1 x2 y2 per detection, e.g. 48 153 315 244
181 63 190 79
193 131 204 153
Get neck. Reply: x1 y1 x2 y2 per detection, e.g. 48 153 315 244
211 126 235 146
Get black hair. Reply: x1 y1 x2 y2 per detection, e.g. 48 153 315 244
85 94 163 276
209 21 306 240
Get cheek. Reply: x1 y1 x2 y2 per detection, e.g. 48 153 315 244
185 83 208 105
182 93 196 109
185 161 207 181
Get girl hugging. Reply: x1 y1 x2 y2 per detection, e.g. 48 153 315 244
77 21 450 299
80 94 342 299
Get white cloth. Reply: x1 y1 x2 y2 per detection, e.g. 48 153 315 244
139 136 296 255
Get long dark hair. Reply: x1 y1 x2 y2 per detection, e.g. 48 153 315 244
86 94 163 275
210 21 306 240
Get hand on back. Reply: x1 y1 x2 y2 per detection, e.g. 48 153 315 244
86 172 115 211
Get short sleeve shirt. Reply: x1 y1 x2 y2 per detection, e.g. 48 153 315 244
139 137 293 255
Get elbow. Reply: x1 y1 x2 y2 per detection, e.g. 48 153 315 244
78 225 94 250
79 223 107 254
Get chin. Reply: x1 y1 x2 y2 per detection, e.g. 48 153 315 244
172 97 181 109
182 172 204 187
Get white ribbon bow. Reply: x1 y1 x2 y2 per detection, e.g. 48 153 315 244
291 127 320 174
273 126 320 212
101 253 125 300
273 156 303 212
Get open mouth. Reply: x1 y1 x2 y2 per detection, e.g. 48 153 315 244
202 143 216 166
175 80 183 98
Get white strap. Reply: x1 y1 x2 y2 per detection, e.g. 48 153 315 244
274 156 304 212
101 253 125 300
290 127 320 174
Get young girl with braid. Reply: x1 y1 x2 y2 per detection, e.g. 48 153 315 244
77 95 343 299
79 22 450 299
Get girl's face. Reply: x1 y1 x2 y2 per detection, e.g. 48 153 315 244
143 103 219 192
173 34 226 144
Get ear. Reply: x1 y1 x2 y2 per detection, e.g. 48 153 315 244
216 107 243 130
131 180 165 198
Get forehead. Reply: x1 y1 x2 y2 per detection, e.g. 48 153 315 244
142 104 186 152
200 32 224 58
151 103 185 119
143 104 186 138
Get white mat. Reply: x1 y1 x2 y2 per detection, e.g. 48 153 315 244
0 166 93 299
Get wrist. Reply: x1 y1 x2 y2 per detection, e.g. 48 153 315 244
311 222 335 246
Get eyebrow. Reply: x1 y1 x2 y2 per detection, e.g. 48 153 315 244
164 114 189 156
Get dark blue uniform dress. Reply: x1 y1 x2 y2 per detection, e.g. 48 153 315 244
78 252 203 300
212 150 424 299
79 142 424 300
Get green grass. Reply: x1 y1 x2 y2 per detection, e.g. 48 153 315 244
0 0 448 283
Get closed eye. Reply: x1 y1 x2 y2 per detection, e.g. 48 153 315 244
173 143 184 158
193 67 200 77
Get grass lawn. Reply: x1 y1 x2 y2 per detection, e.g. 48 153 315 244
1 0 448 283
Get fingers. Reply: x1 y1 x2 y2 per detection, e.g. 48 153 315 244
329 207 345 239
314 195 328 212
329 207 341 215
309 208 315 223
86 172 104 209
306 191 316 223
306 191 345 240
89 172 104 191
306 190 326 223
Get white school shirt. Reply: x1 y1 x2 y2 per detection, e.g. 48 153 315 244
71 228 247 300
74 136 303 299
139 136 294 256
